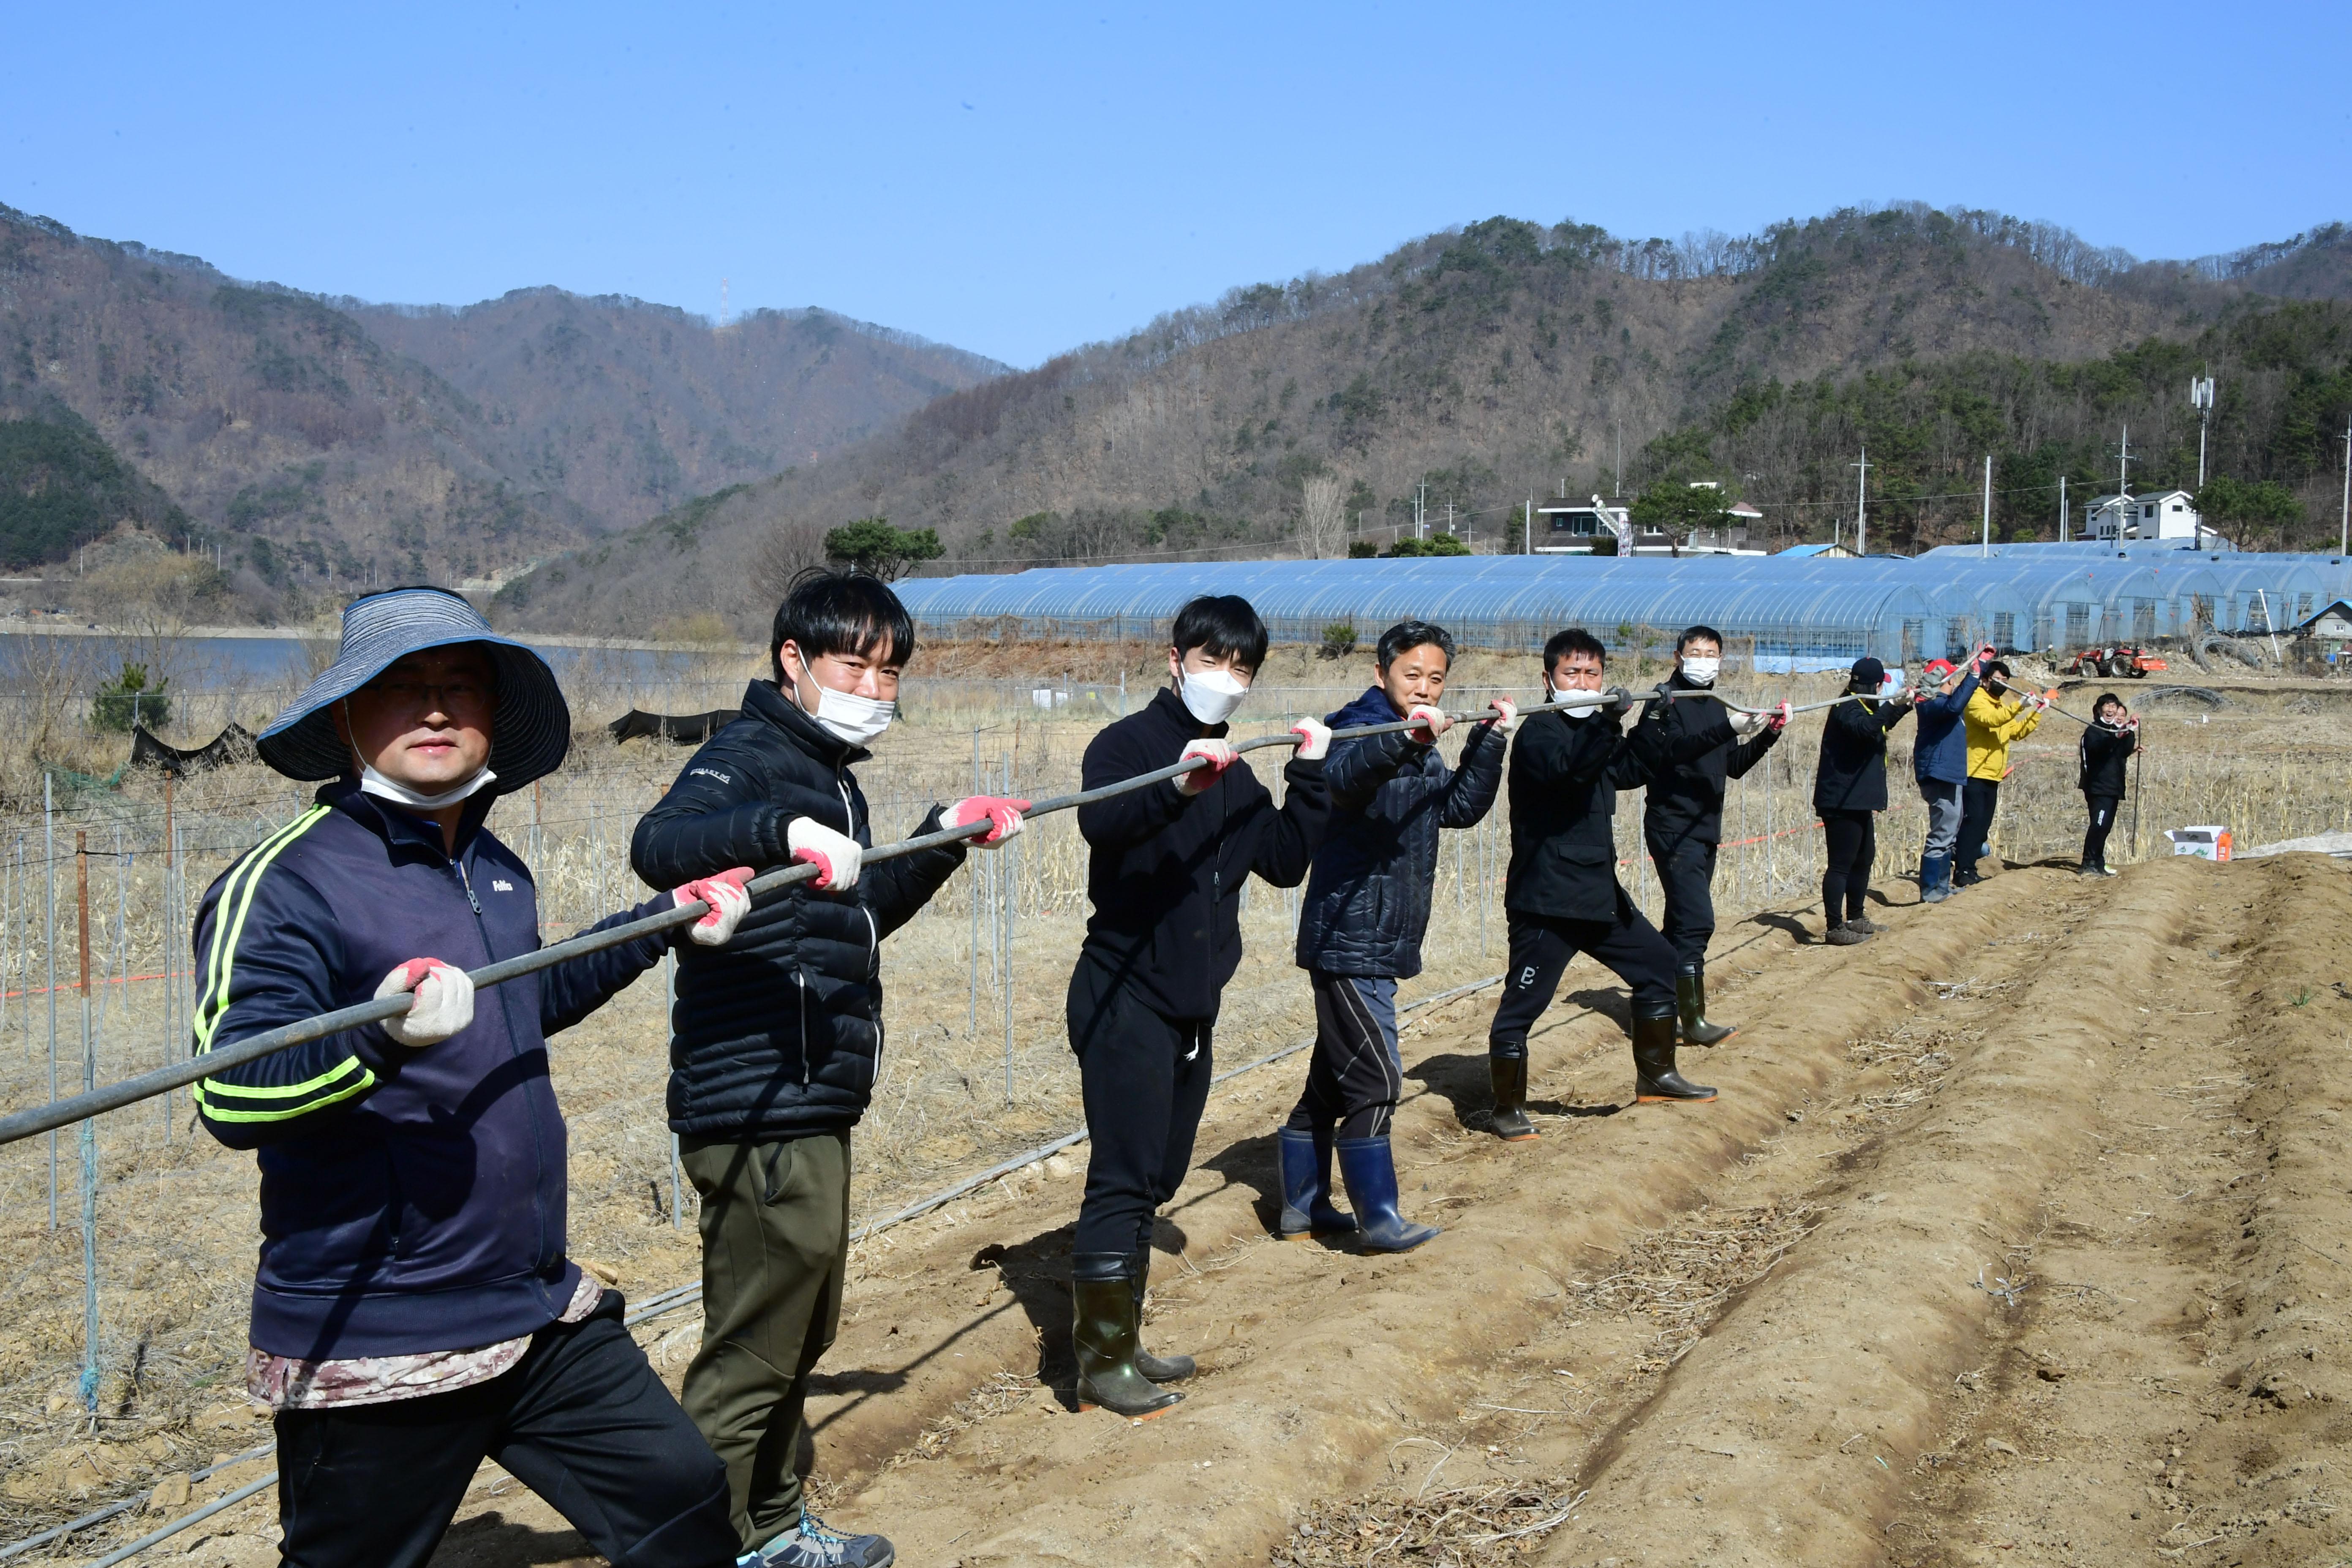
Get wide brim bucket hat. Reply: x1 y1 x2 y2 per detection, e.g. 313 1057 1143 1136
257 587 569 792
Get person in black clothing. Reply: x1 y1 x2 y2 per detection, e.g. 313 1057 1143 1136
1069 594 1332 1417
1484 628 1738 1140
631 570 1030 1568
1632 625 1790 1046
2077 691 2140 876
1289 620 1512 1252
1813 656 1915 945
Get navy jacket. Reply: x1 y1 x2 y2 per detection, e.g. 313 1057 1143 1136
1295 686 1504 978
1813 694 1912 812
630 680 968 1142
1633 673 1781 849
2078 721 2138 797
194 783 672 1361
1078 687 1330 1019
1911 670 1981 785
1503 700 1729 923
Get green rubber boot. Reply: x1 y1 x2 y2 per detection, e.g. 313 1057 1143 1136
1071 1257 1181 1419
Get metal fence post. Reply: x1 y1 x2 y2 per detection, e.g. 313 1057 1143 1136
1001 755 1015 1106
45 774 57 1230
77 830 99 1411
665 949 681 1230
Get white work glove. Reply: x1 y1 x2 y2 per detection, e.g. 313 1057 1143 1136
1730 708 1769 739
1403 703 1449 743
672 866 755 947
1174 739 1238 796
786 817 863 891
945 795 1031 847
1290 717 1332 760
374 958 474 1048
1482 697 1519 735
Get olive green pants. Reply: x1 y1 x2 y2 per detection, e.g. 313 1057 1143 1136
679 1130 849 1552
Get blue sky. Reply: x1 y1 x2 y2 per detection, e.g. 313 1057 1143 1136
6 1 2344 368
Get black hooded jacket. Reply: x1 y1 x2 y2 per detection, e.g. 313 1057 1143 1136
2078 720 2139 797
1633 672 1781 849
1077 686 1331 1019
630 680 969 1141
1813 692 1914 812
1503 698 1733 923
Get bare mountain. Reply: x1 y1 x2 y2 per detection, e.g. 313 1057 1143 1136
350 291 1003 527
501 203 2350 638
0 203 1001 615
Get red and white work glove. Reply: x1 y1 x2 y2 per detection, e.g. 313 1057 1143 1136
786 817 863 891
1767 700 1792 732
374 958 474 1048
946 795 1031 847
1290 717 1332 760
1403 703 1449 743
672 866 755 947
1174 739 1238 796
1481 697 1519 735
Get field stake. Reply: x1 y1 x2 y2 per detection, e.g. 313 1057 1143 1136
44 775 57 1228
76 831 98 1411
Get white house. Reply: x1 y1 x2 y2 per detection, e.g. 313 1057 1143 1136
2082 488 2222 545
1532 493 1767 555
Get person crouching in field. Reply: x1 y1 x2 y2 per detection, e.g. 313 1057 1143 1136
1484 628 1737 1138
1631 625 1789 1046
631 568 1027 1568
1812 657 1914 945
198 588 760 1568
1955 659 2048 887
1069 594 1332 1417
1286 620 1514 1252
2077 692 2141 877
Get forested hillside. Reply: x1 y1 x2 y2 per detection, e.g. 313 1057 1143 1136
498 205 2352 639
0 204 1000 617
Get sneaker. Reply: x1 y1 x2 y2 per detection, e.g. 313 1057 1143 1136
1825 924 1871 946
757 1511 895 1568
1844 916 1881 935
2096 864 2120 878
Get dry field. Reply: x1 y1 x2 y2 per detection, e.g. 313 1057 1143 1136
1 644 2350 1567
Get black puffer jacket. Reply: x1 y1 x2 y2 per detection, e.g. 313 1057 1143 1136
1633 673 1781 849
1504 700 1731 923
2078 721 2138 796
1294 686 1506 978
629 681 967 1141
1078 687 1330 1019
1813 693 1913 812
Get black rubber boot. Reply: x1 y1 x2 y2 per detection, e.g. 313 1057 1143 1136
1488 1051 1538 1141
1276 1125 1357 1240
1631 1012 1717 1103
1334 1135 1440 1252
1675 963 1736 1046
1070 1254 1180 1418
1127 1248 1195 1383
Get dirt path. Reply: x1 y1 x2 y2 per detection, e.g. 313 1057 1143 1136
90 855 2352 1568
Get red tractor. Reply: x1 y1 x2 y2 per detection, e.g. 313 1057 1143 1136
2063 645 2168 679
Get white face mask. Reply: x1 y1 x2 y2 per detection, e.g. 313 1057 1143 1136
1680 656 1720 686
1548 682 1597 720
789 661 895 745
1177 665 1250 727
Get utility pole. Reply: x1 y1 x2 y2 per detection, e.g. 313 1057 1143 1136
1524 493 1533 555
1981 454 1993 557
1416 484 1426 542
1614 419 1623 496
1849 447 1870 558
2339 422 2350 556
2191 373 2215 488
2059 474 2068 542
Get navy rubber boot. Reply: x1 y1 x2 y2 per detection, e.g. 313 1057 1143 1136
1276 1125 1357 1240
1334 1135 1440 1252
1919 853 1953 904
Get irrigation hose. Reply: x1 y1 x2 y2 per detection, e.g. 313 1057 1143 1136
0 706 1519 1149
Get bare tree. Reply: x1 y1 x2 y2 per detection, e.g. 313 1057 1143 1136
749 517 829 603
1300 473 1347 559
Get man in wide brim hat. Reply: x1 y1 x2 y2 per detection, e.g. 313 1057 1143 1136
196 586 759 1568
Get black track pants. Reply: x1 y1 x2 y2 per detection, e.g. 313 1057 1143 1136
1287 969 1403 1139
1486 905 1679 1057
2082 792 2122 870
1645 830 1718 969
273 1291 735 1568
1068 953 1214 1257
1820 809 1876 925
1957 778 2001 876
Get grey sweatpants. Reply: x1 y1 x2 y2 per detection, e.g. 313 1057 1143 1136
1919 779 1964 858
